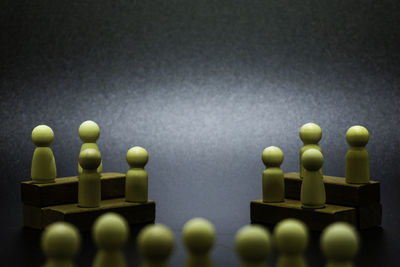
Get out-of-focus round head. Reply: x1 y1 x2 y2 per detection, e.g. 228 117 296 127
182 217 215 255
235 225 271 262
79 120 100 142
302 148 324 171
321 222 359 261
92 212 129 250
273 218 309 254
126 146 148 168
299 123 322 144
138 224 175 261
41 222 81 259
346 126 369 147
262 146 284 167
79 148 101 170
32 125 54 147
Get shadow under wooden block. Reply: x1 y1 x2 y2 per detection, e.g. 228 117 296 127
358 202 382 229
250 199 357 231
24 199 156 231
284 172 380 206
21 172 125 207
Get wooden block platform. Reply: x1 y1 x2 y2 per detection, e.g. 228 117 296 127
250 199 357 231
282 172 382 229
23 199 156 231
284 172 380 206
21 172 125 207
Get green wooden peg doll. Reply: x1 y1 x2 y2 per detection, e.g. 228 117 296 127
299 123 322 178
235 225 271 267
273 218 309 267
182 217 215 267
41 222 81 267
320 222 359 267
78 120 102 174
125 146 149 203
300 148 326 209
92 212 129 267
78 148 101 208
31 125 56 183
262 146 285 203
137 224 175 267
345 125 370 184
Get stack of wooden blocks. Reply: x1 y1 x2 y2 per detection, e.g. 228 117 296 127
251 172 381 231
21 173 156 231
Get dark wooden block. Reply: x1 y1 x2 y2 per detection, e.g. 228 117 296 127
250 199 357 231
23 199 156 231
284 172 380 206
21 172 125 207
23 205 43 229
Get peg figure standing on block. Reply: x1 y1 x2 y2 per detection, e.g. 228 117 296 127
262 146 285 203
125 146 149 203
78 120 102 174
345 125 370 184
300 148 326 209
31 125 57 183
78 148 102 208
299 123 322 179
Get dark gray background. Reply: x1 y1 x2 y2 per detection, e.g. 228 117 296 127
1 0 399 266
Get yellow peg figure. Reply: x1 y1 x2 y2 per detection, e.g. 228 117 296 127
235 224 271 267
299 123 322 179
78 120 102 174
274 219 309 267
137 224 175 267
182 217 215 267
262 146 285 203
92 213 129 267
41 222 81 267
320 222 359 267
78 148 101 208
345 126 370 184
125 146 149 203
31 125 56 183
300 148 326 209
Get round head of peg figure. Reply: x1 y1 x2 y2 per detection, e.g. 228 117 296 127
299 123 322 145
32 125 54 147
346 126 369 147
182 217 215 255
93 212 129 250
273 218 309 254
79 148 101 170
262 146 284 167
41 222 81 260
235 225 271 262
79 120 100 142
138 224 175 261
126 146 148 168
320 222 359 262
302 148 324 171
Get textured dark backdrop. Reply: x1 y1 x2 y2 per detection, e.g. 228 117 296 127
1 0 400 266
